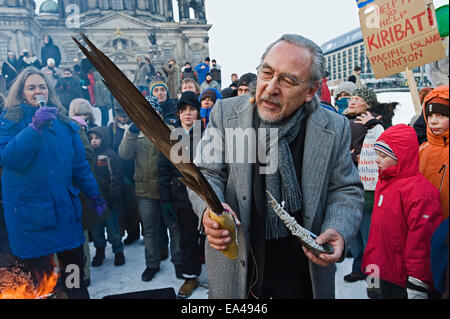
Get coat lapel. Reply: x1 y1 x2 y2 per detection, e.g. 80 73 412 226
302 107 335 230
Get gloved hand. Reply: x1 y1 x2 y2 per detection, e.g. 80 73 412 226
407 276 429 299
90 194 107 216
161 202 177 224
30 106 57 132
129 123 140 134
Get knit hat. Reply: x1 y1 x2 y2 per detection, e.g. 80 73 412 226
47 58 55 65
424 96 449 118
374 140 398 160
334 81 356 99
200 88 218 103
354 87 378 108
237 73 257 89
149 81 169 97
177 91 201 112
145 96 163 115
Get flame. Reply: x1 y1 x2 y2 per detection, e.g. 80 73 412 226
0 271 59 299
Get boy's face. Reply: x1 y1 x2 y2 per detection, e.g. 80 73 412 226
117 115 129 124
89 134 102 149
201 97 214 109
375 150 398 171
181 81 197 93
179 105 199 127
427 113 449 136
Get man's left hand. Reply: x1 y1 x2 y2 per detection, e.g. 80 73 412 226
302 228 344 267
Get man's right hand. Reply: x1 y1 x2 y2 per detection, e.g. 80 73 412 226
202 203 240 251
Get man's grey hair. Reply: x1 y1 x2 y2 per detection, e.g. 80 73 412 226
261 34 326 85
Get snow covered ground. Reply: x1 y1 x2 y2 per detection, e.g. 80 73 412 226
87 238 368 299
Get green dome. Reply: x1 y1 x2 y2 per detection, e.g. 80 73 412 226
39 0 59 14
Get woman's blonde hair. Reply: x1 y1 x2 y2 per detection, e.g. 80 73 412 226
4 66 63 110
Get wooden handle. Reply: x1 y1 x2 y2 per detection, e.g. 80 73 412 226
209 210 238 260
404 67 422 115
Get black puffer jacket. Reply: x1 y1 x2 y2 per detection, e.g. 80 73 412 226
41 35 61 67
157 121 204 209
88 126 124 209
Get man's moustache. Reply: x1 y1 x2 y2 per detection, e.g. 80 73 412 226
259 96 282 107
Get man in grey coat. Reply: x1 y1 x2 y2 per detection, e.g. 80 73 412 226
187 34 364 299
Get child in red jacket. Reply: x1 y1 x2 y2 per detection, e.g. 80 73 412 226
362 124 442 299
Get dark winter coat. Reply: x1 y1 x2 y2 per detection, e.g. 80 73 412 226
181 68 199 83
93 71 111 107
108 120 135 182
157 121 204 209
362 124 442 288
41 36 62 67
347 110 381 164
18 55 42 71
55 77 82 110
1 58 19 90
210 66 222 85
0 103 101 259
161 63 180 99
88 126 124 210
160 98 178 125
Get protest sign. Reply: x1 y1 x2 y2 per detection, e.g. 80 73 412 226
358 124 384 191
358 0 446 79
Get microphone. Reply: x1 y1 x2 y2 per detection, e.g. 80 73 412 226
35 95 53 129
35 95 46 108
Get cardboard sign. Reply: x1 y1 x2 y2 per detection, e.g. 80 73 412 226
358 124 384 191
359 0 446 79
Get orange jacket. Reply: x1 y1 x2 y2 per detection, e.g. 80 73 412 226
419 85 449 219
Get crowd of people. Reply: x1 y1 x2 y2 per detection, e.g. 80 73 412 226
0 31 448 300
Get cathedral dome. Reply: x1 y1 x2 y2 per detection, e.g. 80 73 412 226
39 0 59 14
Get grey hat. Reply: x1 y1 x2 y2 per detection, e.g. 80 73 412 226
334 81 357 99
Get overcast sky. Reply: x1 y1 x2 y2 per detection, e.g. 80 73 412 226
35 0 448 84
204 0 449 86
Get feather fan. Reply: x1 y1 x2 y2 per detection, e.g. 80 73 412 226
72 34 224 216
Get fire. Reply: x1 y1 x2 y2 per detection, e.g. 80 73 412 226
0 270 59 299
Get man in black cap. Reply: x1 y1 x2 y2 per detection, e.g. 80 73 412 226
237 72 257 96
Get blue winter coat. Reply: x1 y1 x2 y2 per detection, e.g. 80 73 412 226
0 103 101 259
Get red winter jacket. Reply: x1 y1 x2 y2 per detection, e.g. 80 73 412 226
362 124 442 288
320 78 332 104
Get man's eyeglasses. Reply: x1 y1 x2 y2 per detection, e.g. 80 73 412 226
256 65 310 88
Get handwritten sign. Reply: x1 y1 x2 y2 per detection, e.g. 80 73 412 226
358 124 384 191
359 0 446 78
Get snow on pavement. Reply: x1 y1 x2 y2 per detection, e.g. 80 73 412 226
87 238 368 299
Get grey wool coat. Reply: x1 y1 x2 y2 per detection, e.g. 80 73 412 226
188 94 364 299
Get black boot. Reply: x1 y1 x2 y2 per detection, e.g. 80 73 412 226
114 252 125 266
92 247 105 267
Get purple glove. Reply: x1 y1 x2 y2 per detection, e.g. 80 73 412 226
30 106 57 132
90 194 107 216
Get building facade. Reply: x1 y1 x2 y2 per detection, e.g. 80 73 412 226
321 27 431 90
0 0 211 80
